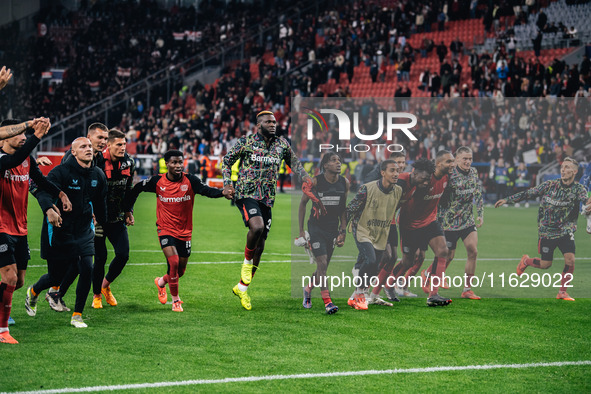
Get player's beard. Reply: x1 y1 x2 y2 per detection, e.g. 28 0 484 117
260 126 275 140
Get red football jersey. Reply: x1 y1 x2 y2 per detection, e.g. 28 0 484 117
125 173 223 242
399 173 448 230
153 174 195 241
0 156 31 236
391 172 416 225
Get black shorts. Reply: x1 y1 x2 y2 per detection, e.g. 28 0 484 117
538 234 575 261
400 221 444 256
159 235 191 258
387 224 399 247
236 198 273 240
308 223 337 258
0 233 30 270
445 226 477 250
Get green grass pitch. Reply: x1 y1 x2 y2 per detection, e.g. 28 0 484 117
1 193 590 392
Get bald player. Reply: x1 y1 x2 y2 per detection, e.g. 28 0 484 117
26 137 107 328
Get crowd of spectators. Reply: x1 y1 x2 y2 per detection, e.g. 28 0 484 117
1 0 590 195
1 0 318 122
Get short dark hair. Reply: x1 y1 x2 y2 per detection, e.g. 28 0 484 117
435 149 452 160
380 159 398 172
88 122 108 135
164 150 183 162
0 119 20 127
108 129 126 142
319 152 342 173
412 158 436 174
390 151 406 159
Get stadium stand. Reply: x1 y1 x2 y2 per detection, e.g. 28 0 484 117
1 0 590 198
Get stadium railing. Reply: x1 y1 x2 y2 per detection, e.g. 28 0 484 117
37 0 325 152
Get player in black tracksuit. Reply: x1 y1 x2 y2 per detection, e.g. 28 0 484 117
25 138 107 326
57 130 135 308
90 134 135 307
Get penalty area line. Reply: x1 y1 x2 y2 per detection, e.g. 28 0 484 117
6 360 591 394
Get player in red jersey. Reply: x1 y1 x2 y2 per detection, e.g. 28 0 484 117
0 119 72 343
391 151 455 306
124 150 233 312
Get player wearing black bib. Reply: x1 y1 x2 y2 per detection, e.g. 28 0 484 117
299 153 348 314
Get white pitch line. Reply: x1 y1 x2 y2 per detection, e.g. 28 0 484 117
26 260 291 268
28 249 293 256
25 257 591 269
25 248 591 261
6 360 591 394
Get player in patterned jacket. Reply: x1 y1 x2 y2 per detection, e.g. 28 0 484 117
222 111 310 311
437 146 484 300
496 157 591 301
124 150 233 312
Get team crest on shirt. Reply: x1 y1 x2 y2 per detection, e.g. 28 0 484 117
22 160 28 168
181 185 188 192
275 146 282 154
91 180 98 187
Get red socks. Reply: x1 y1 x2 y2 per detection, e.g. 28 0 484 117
465 273 473 289
390 261 405 279
561 264 574 292
320 289 331 306
166 255 180 297
372 268 392 295
245 245 255 261
0 283 15 328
